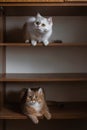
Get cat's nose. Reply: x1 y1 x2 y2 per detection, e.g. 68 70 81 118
32 100 36 103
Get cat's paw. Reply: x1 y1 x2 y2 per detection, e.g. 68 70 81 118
32 117 39 124
37 113 42 117
29 115 39 124
33 118 39 124
25 40 29 43
31 40 37 46
47 113 52 120
44 112 52 120
43 40 49 46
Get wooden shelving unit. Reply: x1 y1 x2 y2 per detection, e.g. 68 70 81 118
3 5 87 16
0 2 87 6
0 73 87 82
0 107 27 119
1 102 87 119
0 1 87 130
0 43 87 47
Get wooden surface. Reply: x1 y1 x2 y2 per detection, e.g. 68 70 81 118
0 73 87 82
3 6 87 16
0 2 87 6
0 0 87 3
0 0 64 2
0 12 4 43
0 84 3 109
0 102 87 119
0 107 27 119
65 0 87 1
0 43 87 47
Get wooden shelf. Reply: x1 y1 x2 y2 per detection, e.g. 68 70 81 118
0 107 27 119
51 102 87 119
0 73 87 82
0 1 87 124
0 102 87 119
0 0 63 2
0 2 87 7
0 43 87 47
2 6 87 16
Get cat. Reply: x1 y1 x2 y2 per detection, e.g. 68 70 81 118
20 87 52 124
23 13 53 46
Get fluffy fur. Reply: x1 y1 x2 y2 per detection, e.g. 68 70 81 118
20 88 51 124
23 13 53 46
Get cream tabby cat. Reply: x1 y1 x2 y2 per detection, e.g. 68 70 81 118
23 13 53 46
20 88 51 124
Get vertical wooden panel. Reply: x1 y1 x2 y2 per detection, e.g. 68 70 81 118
2 47 6 77
0 83 2 109
0 7 5 110
0 7 6 111
1 7 6 76
0 120 3 130
0 7 4 43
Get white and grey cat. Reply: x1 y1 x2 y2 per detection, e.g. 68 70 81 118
23 13 53 46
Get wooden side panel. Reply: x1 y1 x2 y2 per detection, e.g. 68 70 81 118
0 120 3 130
0 17 2 43
0 83 4 110
0 10 4 43
0 0 64 2
65 0 87 2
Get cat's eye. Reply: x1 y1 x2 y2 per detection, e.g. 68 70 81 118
36 21 40 25
35 96 38 98
27 97 30 100
42 23 45 27
29 96 32 98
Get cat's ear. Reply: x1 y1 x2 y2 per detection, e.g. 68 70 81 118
48 17 53 24
38 88 43 94
28 88 32 93
37 13 42 18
